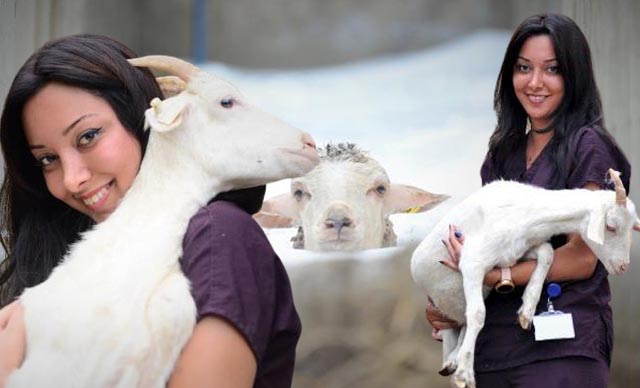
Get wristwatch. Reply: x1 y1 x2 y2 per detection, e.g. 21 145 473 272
494 267 515 294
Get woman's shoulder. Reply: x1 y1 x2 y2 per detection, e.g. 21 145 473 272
186 200 266 241
567 125 631 190
570 125 608 147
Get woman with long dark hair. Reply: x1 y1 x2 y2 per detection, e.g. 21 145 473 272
0 34 298 387
429 14 630 387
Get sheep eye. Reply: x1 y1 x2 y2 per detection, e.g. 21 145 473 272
293 189 305 201
375 185 386 195
606 225 617 233
220 98 234 108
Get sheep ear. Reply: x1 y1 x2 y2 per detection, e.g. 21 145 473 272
253 211 295 228
586 205 606 245
383 184 449 215
633 218 640 232
144 96 188 133
254 193 299 228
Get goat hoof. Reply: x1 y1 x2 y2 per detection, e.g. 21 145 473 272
518 314 532 330
452 369 476 388
439 362 456 376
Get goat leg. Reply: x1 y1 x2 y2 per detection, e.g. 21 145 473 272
517 243 554 330
452 258 486 388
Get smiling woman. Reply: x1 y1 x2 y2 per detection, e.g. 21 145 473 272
0 34 303 388
425 14 631 388
23 83 142 223
512 35 565 132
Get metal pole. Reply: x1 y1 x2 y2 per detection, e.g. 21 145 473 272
192 0 206 63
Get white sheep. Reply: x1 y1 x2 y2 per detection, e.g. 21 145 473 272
6 56 319 388
255 142 448 251
410 170 640 388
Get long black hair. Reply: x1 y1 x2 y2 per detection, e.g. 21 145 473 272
487 13 621 187
0 34 163 305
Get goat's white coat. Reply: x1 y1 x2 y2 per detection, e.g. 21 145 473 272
256 148 447 251
411 179 640 388
7 61 318 387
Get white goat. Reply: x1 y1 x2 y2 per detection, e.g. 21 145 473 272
6 56 319 388
255 143 448 251
410 170 640 388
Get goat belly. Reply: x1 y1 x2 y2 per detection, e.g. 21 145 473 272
7 267 196 388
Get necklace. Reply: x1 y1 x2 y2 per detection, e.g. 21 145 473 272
531 126 554 134
525 117 554 135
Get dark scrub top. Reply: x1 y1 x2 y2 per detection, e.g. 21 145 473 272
180 200 301 388
475 126 631 372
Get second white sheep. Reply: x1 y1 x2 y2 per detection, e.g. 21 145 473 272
256 142 448 251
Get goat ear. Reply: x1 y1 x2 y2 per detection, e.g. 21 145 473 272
383 184 449 215
634 217 640 232
156 76 187 97
254 193 299 228
144 96 188 133
586 205 606 245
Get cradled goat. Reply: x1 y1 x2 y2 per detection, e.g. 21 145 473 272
255 142 448 251
410 170 640 388
6 56 319 388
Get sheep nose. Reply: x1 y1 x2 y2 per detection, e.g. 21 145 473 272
301 133 316 150
620 263 629 273
324 217 353 231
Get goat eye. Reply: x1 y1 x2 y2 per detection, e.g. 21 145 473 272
375 185 386 195
606 225 617 233
220 98 234 108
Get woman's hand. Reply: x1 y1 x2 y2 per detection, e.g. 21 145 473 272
0 301 26 386
440 224 464 271
426 225 464 340
425 301 460 341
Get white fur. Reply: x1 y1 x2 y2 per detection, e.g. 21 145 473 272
255 144 448 251
7 61 319 387
411 179 640 388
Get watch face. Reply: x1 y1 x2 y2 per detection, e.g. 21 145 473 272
495 281 515 294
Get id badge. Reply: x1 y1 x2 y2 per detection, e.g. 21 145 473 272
533 282 575 341
533 312 575 341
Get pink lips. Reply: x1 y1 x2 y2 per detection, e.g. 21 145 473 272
79 181 112 211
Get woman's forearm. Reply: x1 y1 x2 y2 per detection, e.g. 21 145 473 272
484 234 598 287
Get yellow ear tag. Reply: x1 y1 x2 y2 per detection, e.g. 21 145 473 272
404 206 421 214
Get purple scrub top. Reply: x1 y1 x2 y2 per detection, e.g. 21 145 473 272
475 126 631 372
180 200 301 387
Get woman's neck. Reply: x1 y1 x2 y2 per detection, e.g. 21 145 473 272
525 130 554 169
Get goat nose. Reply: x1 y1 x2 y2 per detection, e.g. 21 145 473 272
301 133 316 150
620 263 629 273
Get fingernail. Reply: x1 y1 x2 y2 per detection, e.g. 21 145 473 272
454 231 463 238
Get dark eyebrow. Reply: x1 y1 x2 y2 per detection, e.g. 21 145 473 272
29 113 96 150
517 56 558 63
63 113 96 136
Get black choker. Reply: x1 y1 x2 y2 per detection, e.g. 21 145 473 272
531 126 554 134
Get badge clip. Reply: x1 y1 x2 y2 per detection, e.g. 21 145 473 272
532 283 575 341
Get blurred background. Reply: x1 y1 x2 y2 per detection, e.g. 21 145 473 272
1 1 638 387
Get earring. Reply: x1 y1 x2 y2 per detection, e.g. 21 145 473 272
525 117 531 134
